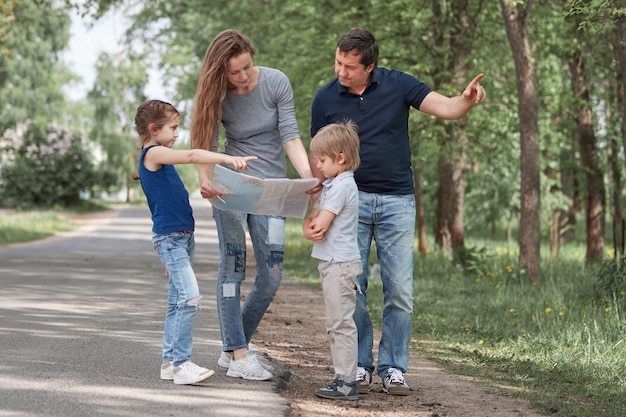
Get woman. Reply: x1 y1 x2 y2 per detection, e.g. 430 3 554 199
190 29 316 381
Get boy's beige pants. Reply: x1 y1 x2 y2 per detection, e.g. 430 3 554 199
318 259 362 382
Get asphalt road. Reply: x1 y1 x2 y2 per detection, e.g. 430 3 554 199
0 199 289 417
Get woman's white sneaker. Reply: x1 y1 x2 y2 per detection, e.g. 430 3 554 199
226 351 273 381
160 361 174 380
218 350 273 371
173 361 215 385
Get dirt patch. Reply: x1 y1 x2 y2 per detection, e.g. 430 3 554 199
254 278 547 417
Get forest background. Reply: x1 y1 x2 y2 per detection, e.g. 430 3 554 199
1 1 626 416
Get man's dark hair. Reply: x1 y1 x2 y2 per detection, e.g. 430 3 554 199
337 28 379 68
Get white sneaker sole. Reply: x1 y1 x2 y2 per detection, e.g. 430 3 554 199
173 369 215 385
226 368 272 381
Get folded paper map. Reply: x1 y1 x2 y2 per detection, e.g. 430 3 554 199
208 164 318 218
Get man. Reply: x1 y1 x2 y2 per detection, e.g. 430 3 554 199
310 28 485 396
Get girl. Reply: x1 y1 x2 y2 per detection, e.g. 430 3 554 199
134 99 256 384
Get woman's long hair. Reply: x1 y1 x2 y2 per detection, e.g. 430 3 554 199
190 30 256 151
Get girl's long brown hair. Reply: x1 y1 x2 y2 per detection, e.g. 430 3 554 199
135 99 179 146
190 30 256 151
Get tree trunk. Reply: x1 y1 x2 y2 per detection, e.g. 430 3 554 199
546 166 560 260
615 3 626 173
609 132 625 261
613 4 626 261
568 49 605 261
606 81 624 260
559 152 579 245
500 0 541 282
431 0 471 256
436 123 467 257
413 167 429 257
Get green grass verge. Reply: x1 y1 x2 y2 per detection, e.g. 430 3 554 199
0 200 110 245
0 212 77 244
284 218 626 417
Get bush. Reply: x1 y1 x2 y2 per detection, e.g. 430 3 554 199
0 122 97 208
591 258 626 308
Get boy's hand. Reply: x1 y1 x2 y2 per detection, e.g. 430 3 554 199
306 221 326 243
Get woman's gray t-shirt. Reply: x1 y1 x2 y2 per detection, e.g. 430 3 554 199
218 66 300 179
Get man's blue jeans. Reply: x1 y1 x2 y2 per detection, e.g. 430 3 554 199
153 231 200 367
353 191 415 378
213 207 285 352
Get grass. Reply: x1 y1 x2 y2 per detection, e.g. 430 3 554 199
283 218 626 417
0 212 78 244
0 200 110 245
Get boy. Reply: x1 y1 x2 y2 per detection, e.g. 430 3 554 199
303 121 362 400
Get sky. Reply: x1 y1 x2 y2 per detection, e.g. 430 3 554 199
63 9 165 101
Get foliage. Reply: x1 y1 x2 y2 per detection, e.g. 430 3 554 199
0 0 16 57
0 122 97 208
590 258 626 307
22 0 624 274
453 244 495 275
0 0 72 135
87 50 148 198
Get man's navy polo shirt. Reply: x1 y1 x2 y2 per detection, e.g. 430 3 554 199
311 67 431 195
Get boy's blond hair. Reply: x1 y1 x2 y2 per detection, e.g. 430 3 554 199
310 121 360 172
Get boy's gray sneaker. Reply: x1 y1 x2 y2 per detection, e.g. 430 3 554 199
382 367 410 396
356 366 372 394
315 379 359 400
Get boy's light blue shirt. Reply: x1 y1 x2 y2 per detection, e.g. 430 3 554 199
311 171 360 262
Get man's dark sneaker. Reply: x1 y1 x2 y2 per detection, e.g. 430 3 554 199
382 367 410 396
356 366 373 394
315 379 359 400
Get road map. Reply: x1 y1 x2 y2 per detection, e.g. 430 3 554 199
208 165 318 218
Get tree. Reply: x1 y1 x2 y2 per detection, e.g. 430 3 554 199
500 0 541 282
567 0 626 261
80 0 626 271
425 0 485 256
87 50 148 201
593 2 626 172
612 2 626 260
567 46 606 262
0 0 72 135
0 0 16 57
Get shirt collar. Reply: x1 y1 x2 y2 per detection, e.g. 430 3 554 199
336 68 380 95
322 170 354 187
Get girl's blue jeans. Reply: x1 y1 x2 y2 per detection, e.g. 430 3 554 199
152 231 200 367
